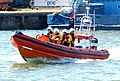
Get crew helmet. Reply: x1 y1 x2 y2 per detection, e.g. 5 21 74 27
54 28 59 33
69 28 74 33
62 29 68 33
47 26 53 31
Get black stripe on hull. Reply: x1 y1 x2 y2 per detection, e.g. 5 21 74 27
13 33 109 57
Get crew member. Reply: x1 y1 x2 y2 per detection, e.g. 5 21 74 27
69 14 74 28
90 38 98 50
69 28 77 47
52 28 62 44
61 29 71 46
46 26 54 42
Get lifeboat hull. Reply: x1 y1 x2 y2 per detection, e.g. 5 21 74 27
11 32 110 63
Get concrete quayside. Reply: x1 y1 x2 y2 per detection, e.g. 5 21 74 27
0 8 61 30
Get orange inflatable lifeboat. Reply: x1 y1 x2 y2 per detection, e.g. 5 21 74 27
11 32 110 63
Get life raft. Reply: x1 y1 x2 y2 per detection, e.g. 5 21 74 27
77 34 94 40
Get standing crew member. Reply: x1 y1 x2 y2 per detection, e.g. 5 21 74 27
69 28 77 47
69 14 74 28
46 26 54 42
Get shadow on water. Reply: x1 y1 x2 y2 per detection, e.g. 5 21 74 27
12 61 71 70
12 62 49 69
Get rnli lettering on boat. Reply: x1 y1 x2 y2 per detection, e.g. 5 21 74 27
22 46 33 50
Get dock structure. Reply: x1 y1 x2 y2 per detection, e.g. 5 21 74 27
0 8 61 30
0 0 13 7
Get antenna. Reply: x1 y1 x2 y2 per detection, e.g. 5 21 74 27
93 10 96 36
86 7 90 16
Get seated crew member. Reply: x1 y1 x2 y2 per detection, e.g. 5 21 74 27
90 38 98 50
61 29 71 46
69 28 77 47
52 28 62 44
46 26 54 42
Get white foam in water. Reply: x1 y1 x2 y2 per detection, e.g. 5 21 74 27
9 55 26 63
75 59 94 63
0 54 26 63
40 57 76 63
108 47 120 60
33 58 94 64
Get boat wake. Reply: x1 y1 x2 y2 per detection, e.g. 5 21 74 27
11 56 94 64
9 54 26 63
74 59 94 63
108 47 120 60
8 55 92 64
26 57 77 64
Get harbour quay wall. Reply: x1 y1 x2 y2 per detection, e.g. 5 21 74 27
0 11 52 30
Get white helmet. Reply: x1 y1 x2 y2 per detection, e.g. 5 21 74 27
47 26 53 31
54 28 59 33
62 29 68 33
69 28 74 33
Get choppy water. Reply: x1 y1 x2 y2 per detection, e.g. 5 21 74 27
0 30 120 81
